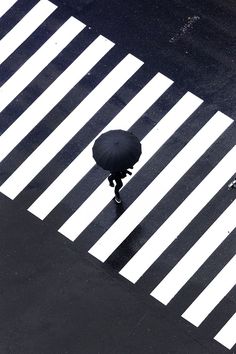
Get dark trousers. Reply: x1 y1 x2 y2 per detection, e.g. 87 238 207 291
114 178 123 198
108 175 123 198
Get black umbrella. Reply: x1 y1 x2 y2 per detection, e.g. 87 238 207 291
92 129 142 172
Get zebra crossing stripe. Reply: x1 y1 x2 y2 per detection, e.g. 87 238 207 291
0 54 143 199
0 16 86 114
0 0 18 18
214 313 236 350
0 0 57 66
182 254 236 327
58 92 202 240
120 143 236 283
89 113 233 262
0 35 113 163
29 72 174 220
150 199 236 305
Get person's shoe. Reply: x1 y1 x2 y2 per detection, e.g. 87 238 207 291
109 183 114 187
114 196 122 204
228 179 236 189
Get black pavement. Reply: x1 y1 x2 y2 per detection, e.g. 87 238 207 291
0 1 235 353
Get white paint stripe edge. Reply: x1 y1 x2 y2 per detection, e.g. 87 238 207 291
0 0 57 65
150 199 236 305
89 113 233 262
0 0 18 18
58 92 202 240
0 17 85 114
0 54 143 199
29 72 173 219
214 312 236 350
0 35 112 162
120 143 236 284
182 255 236 327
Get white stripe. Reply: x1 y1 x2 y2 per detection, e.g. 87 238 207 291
58 92 202 240
0 54 143 199
214 313 236 350
0 0 18 18
120 143 236 283
182 255 236 327
0 0 57 65
0 31 112 165
89 113 233 262
0 17 85 114
150 199 236 305
29 72 173 219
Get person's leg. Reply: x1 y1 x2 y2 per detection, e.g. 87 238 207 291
114 179 123 202
108 174 114 187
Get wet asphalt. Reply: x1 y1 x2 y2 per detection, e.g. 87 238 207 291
0 0 235 353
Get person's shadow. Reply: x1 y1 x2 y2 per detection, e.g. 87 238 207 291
114 198 126 218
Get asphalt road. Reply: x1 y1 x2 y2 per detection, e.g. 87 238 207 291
53 0 236 118
0 0 235 353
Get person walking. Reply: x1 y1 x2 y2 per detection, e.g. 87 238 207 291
92 129 142 203
108 168 133 203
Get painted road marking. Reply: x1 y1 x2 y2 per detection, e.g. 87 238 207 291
0 0 18 18
120 143 236 283
58 92 202 240
214 313 236 350
0 17 85 114
0 34 116 163
182 255 236 326
0 54 143 199
0 0 57 65
150 199 236 305
0 4 235 349
29 72 173 220
89 113 233 262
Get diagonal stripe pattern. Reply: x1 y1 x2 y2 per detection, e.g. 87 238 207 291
120 142 235 283
0 2 235 349
214 313 236 350
0 0 19 18
58 92 202 240
0 54 143 199
0 16 85 113
0 0 57 65
0 34 113 162
89 113 233 262
29 72 173 220
150 198 236 305
181 254 236 326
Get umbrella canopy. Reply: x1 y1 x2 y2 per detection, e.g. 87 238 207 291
92 129 142 172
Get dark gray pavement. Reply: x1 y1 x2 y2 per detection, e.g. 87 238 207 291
0 193 229 354
53 0 236 118
0 0 235 353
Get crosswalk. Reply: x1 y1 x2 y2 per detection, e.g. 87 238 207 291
0 16 85 114
0 0 57 66
0 0 235 351
57 92 202 239
0 0 18 19
29 72 173 220
150 199 236 305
